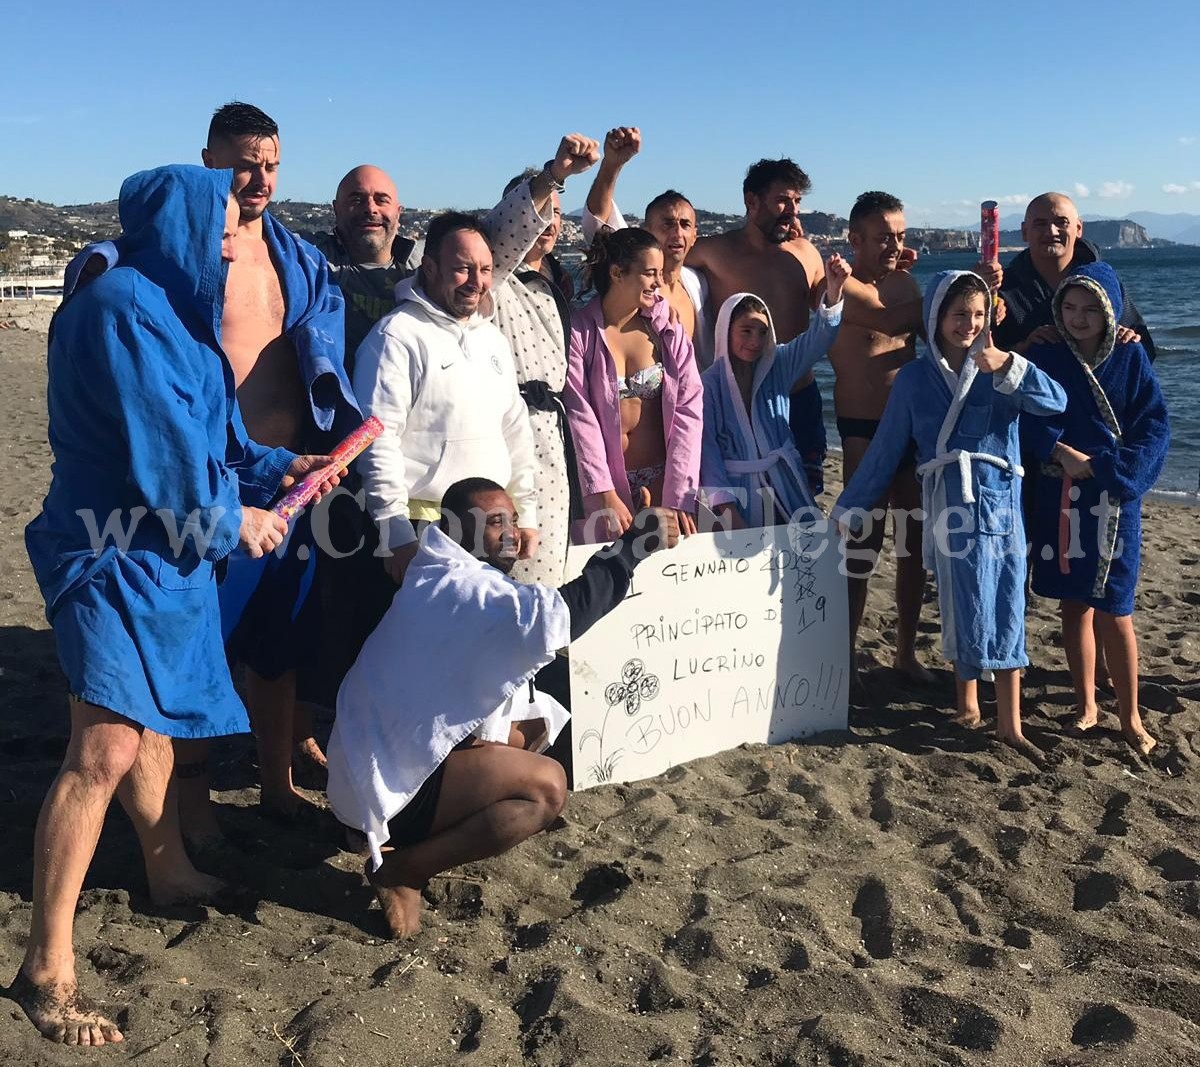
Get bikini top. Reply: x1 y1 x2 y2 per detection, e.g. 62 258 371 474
617 360 664 401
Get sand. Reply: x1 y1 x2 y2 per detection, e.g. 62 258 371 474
1 324 1197 1066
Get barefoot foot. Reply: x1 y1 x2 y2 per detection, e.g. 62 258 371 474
1068 711 1100 736
951 707 983 729
1122 727 1157 758
997 732 1047 767
10 970 124 1046
893 655 937 685
366 862 425 938
149 867 228 907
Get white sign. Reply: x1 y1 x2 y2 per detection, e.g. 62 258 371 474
566 525 848 790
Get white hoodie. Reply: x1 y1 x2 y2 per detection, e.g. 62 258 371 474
352 278 539 548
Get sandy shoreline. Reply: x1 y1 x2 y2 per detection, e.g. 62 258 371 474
1 326 1197 1066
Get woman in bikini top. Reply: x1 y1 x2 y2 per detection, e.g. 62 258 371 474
567 227 701 540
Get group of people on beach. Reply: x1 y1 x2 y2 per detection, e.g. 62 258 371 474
13 102 1170 1046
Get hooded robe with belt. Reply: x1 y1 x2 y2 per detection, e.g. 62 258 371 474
1022 262 1169 615
833 271 1067 679
700 292 842 525
24 165 298 737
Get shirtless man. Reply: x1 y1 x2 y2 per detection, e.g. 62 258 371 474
831 192 932 686
176 102 339 840
687 159 829 490
583 127 709 363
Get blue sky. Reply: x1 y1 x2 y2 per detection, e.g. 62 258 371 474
3 1 1198 226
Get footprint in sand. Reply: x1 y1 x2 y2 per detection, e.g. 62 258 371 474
851 877 894 960
1098 791 1131 836
899 986 1003 1052
1071 1003 1137 1047
1151 848 1200 882
1073 870 1120 911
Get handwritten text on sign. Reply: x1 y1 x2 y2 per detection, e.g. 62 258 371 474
566 525 848 790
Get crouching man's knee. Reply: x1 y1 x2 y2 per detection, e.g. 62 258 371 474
532 757 568 828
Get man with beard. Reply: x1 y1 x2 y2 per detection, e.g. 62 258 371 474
687 159 829 492
581 127 712 368
307 165 422 374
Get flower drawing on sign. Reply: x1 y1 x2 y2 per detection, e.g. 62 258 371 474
605 659 660 716
581 659 662 785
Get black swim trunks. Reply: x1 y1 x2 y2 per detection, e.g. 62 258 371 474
837 416 918 469
383 737 476 847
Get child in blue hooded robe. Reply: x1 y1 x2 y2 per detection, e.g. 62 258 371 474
699 254 848 527
834 271 1067 760
1023 262 1169 756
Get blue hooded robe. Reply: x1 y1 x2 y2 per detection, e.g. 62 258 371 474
700 292 842 525
25 165 298 737
1023 262 1169 615
833 271 1067 680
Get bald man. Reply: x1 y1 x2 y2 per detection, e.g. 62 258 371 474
993 192 1155 359
307 165 423 368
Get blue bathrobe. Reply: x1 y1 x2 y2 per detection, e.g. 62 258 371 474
25 166 297 737
833 271 1067 680
1022 262 1169 615
701 292 842 525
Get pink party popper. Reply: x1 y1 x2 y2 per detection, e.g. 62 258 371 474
272 415 384 521
980 200 1000 264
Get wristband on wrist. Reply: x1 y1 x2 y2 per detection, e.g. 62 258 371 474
541 160 566 193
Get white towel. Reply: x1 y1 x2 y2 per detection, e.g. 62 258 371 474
327 525 572 868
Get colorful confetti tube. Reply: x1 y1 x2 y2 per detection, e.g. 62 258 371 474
980 200 1000 264
272 415 384 521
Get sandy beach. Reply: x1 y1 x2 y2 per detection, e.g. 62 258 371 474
1 320 1197 1067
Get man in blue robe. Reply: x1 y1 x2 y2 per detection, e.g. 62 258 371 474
15 166 336 1046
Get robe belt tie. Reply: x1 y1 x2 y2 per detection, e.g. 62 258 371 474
725 444 809 525
915 449 1023 568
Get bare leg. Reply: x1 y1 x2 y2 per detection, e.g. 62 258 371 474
245 668 308 816
14 699 137 1045
370 742 567 938
173 737 222 847
1093 612 1111 691
1061 599 1099 731
292 701 328 787
1096 611 1155 756
994 667 1045 765
841 439 884 690
891 470 933 682
114 729 224 905
952 672 982 727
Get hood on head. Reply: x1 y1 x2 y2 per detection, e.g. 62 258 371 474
714 291 778 365
117 165 234 337
923 269 992 378
1052 261 1121 367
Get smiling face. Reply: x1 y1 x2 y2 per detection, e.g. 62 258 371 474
333 165 401 264
937 291 988 356
461 489 520 573
609 247 664 312
746 181 804 244
1058 284 1106 348
849 210 905 277
729 309 770 363
203 133 280 223
1022 194 1082 269
645 199 697 269
422 228 493 320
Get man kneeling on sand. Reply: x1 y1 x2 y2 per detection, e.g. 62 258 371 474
326 477 678 937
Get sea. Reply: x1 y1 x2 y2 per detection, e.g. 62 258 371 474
808 247 1199 502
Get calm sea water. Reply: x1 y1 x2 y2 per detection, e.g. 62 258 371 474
807 246 1199 500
